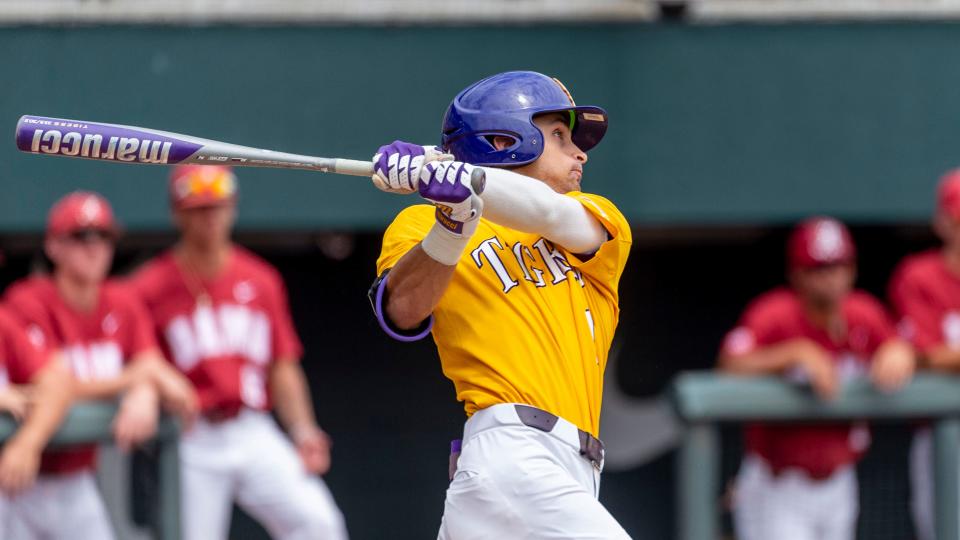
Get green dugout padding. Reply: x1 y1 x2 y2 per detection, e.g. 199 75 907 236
0 403 181 540
2 23 960 231
671 372 960 540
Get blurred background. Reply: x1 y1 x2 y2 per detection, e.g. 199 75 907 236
1 0 959 538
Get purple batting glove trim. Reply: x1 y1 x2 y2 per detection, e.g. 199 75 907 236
420 162 472 204
434 207 465 234
372 272 433 342
374 140 425 178
450 439 462 453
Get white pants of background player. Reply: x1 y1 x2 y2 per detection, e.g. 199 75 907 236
181 409 347 540
438 403 632 540
733 454 858 540
910 427 951 540
3 470 115 539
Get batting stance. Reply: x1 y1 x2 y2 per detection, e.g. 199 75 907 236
888 169 960 540
2 191 197 540
0 309 72 536
129 165 347 540
369 71 632 538
719 217 914 540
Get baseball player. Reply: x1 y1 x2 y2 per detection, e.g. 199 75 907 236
888 169 960 540
1 191 197 539
719 217 914 540
129 164 347 540
0 306 73 534
369 71 632 538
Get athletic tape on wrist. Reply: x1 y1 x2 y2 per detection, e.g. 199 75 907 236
367 271 433 342
420 222 471 266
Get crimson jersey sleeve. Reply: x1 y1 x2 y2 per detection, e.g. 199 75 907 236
720 292 790 357
264 268 303 362
0 310 49 384
115 284 159 359
3 281 57 350
889 264 942 353
850 293 897 356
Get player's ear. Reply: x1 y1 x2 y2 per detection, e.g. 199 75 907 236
491 136 514 151
43 235 60 264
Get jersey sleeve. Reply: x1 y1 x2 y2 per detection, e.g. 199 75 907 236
119 286 160 359
264 269 303 362
3 283 58 350
561 193 632 295
0 313 50 384
851 293 898 356
889 264 942 353
376 205 437 276
720 295 788 357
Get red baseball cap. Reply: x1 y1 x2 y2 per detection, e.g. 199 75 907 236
787 216 856 270
47 191 118 237
169 164 237 209
937 168 960 220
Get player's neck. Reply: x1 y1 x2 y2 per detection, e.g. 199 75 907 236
53 270 100 314
942 245 960 277
802 299 844 337
177 241 232 279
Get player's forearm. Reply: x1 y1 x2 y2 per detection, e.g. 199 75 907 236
480 167 607 253
923 345 960 372
385 245 457 330
12 360 73 451
718 343 803 375
72 372 133 400
269 361 318 434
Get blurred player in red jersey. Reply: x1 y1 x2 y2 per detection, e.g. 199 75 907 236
0 308 72 535
129 165 346 540
2 191 197 539
888 169 960 540
719 217 914 540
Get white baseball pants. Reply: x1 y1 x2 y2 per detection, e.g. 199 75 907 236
438 403 631 540
910 428 938 540
3 470 115 539
733 454 858 540
180 409 347 540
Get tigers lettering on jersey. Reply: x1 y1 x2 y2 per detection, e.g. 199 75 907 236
165 302 272 371
471 236 585 294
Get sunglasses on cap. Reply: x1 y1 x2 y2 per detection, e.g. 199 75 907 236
175 169 236 201
65 229 115 244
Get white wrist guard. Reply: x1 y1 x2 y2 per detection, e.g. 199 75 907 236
420 220 476 266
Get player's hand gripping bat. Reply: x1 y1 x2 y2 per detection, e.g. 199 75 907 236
13 115 485 193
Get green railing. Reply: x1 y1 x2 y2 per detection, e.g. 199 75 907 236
671 372 960 540
0 402 180 540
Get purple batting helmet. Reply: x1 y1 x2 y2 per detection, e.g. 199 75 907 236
440 71 608 167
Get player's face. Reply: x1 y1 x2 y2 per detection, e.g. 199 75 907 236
174 203 235 249
47 229 115 284
501 113 588 194
791 263 856 308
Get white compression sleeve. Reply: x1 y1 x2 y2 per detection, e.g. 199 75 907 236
478 167 608 254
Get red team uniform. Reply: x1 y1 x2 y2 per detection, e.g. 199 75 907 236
130 164 346 540
0 306 49 396
5 276 156 474
890 249 960 540
129 247 302 417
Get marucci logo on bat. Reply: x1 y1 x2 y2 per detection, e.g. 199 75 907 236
27 128 174 164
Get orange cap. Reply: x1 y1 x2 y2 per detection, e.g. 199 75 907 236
169 165 237 209
47 191 118 237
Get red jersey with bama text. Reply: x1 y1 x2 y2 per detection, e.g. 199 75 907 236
129 248 302 415
4 276 157 474
721 287 896 477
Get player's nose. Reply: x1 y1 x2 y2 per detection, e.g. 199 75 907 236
573 145 587 164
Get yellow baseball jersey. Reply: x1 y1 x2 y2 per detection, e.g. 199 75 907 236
377 192 631 437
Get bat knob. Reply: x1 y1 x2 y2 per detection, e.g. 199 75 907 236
470 167 486 195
